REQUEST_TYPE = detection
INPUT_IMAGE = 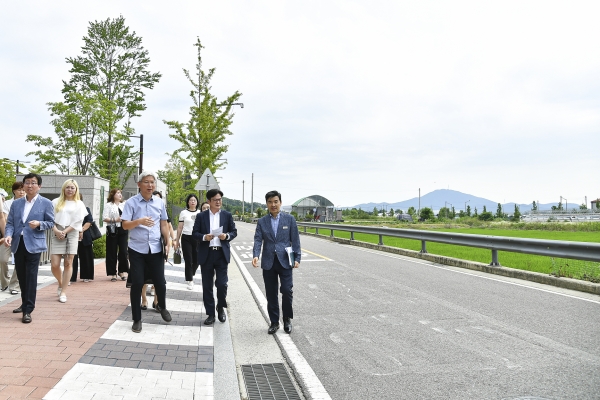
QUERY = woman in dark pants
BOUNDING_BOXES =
[71,196,95,282]
[173,194,201,290]
[103,189,129,282]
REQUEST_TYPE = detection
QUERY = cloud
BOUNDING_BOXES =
[1,0,598,207]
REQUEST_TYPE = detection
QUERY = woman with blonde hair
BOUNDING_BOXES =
[51,179,88,303]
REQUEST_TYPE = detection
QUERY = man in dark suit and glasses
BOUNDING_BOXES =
[192,189,237,325]
[252,190,301,334]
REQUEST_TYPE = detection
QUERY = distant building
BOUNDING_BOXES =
[292,195,335,221]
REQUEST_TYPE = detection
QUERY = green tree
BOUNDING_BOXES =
[157,155,190,211]
[474,207,478,217]
[451,206,456,219]
[513,204,521,221]
[26,92,113,176]
[532,201,537,211]
[407,206,416,217]
[0,159,22,194]
[372,207,378,216]
[419,207,435,221]
[483,205,487,213]
[438,207,450,219]
[466,205,471,217]
[256,208,265,218]
[579,203,587,210]
[496,203,503,219]
[389,208,394,217]
[478,211,494,221]
[63,15,161,182]
[164,38,242,196]
[557,201,563,211]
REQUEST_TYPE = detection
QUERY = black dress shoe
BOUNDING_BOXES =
[13,306,22,313]
[141,304,148,311]
[132,320,142,333]
[268,323,280,334]
[283,317,293,334]
[160,308,172,322]
[204,315,215,325]
[22,314,32,323]
[217,306,226,323]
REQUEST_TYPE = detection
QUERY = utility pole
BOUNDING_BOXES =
[251,173,254,216]
[418,188,420,213]
[242,180,245,215]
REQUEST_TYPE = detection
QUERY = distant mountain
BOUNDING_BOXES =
[349,189,556,213]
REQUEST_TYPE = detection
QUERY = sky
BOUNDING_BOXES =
[1,1,599,208]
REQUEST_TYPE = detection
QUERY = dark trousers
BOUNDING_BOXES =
[182,234,198,281]
[105,232,129,276]
[14,239,41,315]
[72,243,94,281]
[263,255,294,324]
[200,248,228,316]
[128,248,166,322]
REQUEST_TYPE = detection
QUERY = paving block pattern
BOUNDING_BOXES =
[0,259,216,399]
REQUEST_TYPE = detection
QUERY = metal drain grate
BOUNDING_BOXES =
[241,363,302,400]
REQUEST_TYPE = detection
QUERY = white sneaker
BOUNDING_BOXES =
[59,294,67,303]
[187,281,194,290]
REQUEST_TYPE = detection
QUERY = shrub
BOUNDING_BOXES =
[93,235,107,259]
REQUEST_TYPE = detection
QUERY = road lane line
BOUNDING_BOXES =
[301,248,332,261]
[231,248,332,400]
[305,236,600,305]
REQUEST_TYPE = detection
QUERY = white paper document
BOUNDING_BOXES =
[211,226,223,236]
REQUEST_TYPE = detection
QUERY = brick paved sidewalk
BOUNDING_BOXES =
[0,261,131,399]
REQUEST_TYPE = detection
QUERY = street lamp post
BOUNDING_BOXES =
[126,134,144,175]
[2,158,30,175]
[560,196,567,212]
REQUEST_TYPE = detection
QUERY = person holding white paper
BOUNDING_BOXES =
[192,189,237,325]
[252,190,301,334]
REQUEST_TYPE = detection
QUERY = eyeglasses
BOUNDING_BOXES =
[211,197,222,202]
[24,181,38,186]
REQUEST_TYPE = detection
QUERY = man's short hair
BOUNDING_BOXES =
[12,181,24,193]
[138,171,157,182]
[265,190,281,202]
[206,189,223,200]
[22,173,42,186]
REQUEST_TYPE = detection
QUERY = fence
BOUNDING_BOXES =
[296,222,600,265]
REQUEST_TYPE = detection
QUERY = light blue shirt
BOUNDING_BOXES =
[270,212,280,238]
[121,193,168,254]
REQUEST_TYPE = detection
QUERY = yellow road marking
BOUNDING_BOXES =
[302,248,331,261]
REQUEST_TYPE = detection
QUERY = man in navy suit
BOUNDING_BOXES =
[252,190,301,334]
[192,189,237,325]
[4,173,54,323]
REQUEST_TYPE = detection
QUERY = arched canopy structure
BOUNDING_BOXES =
[291,195,335,221]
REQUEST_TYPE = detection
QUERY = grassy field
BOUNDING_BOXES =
[303,225,600,283]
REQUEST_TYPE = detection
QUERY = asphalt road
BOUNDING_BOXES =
[231,222,600,400]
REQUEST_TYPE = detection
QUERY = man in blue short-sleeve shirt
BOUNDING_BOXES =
[121,171,172,333]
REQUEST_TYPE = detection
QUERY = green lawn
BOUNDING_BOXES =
[303,227,600,283]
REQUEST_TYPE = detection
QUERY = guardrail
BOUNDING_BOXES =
[296,222,600,265]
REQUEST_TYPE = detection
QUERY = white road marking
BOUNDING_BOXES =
[231,248,332,400]
[325,240,600,305]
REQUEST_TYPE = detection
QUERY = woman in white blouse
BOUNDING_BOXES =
[103,189,129,282]
[173,194,201,290]
[51,179,88,303]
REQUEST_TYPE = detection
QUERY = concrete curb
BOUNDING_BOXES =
[300,232,600,296]
[231,250,331,400]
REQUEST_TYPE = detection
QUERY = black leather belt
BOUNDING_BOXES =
[210,246,222,251]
